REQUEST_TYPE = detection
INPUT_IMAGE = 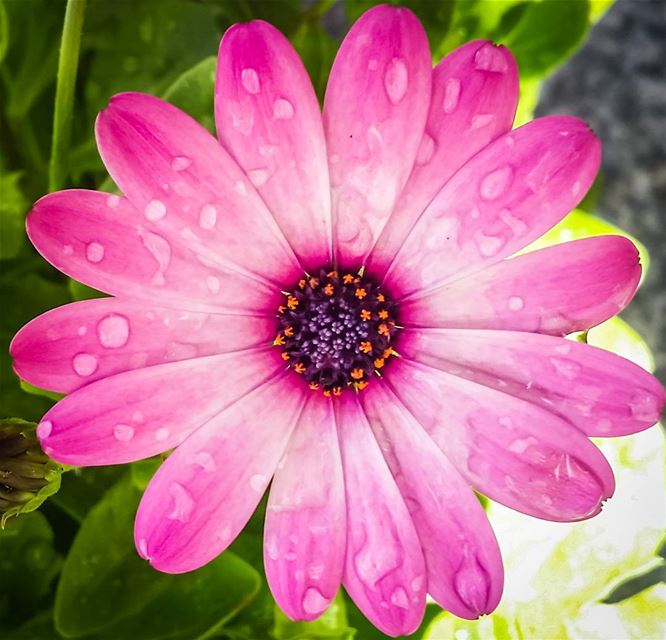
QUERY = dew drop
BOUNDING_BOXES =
[171,156,192,171]
[308,563,325,580]
[107,194,120,208]
[167,482,195,522]
[37,420,52,439]
[73,353,98,376]
[384,57,408,105]
[249,474,266,492]
[86,242,105,263]
[97,314,130,348]
[498,208,527,236]
[155,428,170,441]
[411,575,425,592]
[475,232,504,257]
[138,229,171,286]
[414,132,436,165]
[241,68,260,94]
[470,114,495,130]
[248,169,269,187]
[302,587,329,615]
[454,555,489,615]
[113,424,135,441]
[474,43,509,73]
[189,451,216,472]
[629,390,661,422]
[390,587,409,609]
[549,357,581,380]
[479,165,513,200]
[77,326,87,336]
[206,275,220,294]
[235,180,248,196]
[144,199,167,221]
[555,343,572,355]
[231,106,254,135]
[273,98,294,120]
[198,204,217,230]
[508,296,524,311]
[443,77,461,114]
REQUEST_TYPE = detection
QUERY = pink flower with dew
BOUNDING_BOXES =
[11,5,665,636]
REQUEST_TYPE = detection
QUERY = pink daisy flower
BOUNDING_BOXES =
[10,5,664,636]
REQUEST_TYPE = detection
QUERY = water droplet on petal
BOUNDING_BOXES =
[113,424,135,441]
[86,242,105,263]
[629,390,662,422]
[155,428,170,441]
[390,586,409,609]
[235,180,248,196]
[37,420,52,439]
[273,98,294,120]
[498,208,527,236]
[470,113,495,130]
[189,451,216,472]
[248,169,268,187]
[415,133,436,165]
[107,194,120,208]
[138,229,171,286]
[302,587,329,615]
[508,296,524,311]
[411,575,425,592]
[307,563,325,580]
[171,156,192,171]
[241,68,260,94]
[474,43,509,73]
[144,199,167,221]
[249,474,266,492]
[167,482,195,522]
[384,57,408,105]
[206,275,220,294]
[555,343,571,355]
[454,555,489,615]
[475,232,505,257]
[73,353,98,376]
[479,165,513,200]
[230,104,254,135]
[97,314,130,348]
[443,77,461,113]
[198,204,217,230]
[549,357,581,380]
[77,325,87,336]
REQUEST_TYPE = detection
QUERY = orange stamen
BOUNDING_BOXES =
[351,368,364,380]
[360,341,372,354]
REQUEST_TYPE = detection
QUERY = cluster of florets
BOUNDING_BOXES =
[275,268,399,395]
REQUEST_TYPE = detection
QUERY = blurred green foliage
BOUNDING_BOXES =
[1,0,663,639]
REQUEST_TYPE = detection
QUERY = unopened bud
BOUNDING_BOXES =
[0,419,64,526]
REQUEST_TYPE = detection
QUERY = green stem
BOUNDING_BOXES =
[48,0,87,192]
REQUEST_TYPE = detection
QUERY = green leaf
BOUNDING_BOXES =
[67,277,104,301]
[3,610,58,640]
[272,592,353,640]
[502,0,590,77]
[0,512,62,629]
[0,171,28,259]
[0,0,8,65]
[291,20,337,102]
[163,56,217,133]
[55,474,261,639]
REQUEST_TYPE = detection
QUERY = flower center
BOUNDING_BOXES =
[275,268,399,396]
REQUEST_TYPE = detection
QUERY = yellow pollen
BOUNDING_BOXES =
[298,279,307,289]
[377,293,385,302]
[323,389,332,397]
[356,380,369,390]
[281,352,290,361]
[383,347,393,359]
[378,309,389,319]
[287,296,299,310]
[309,382,319,390]
[284,326,294,337]
[378,323,389,336]
[327,270,338,278]
[332,387,342,396]
[351,368,364,380]
[360,309,372,321]
[294,362,306,374]
[360,341,372,354]
[374,358,385,369]
[273,334,285,346]
[343,274,355,284]
[278,305,286,314]
[309,277,319,288]
[324,283,334,296]
[355,288,367,299]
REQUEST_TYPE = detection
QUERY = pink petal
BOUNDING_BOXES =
[323,5,432,267]
[27,190,284,313]
[400,328,664,437]
[388,359,615,522]
[134,373,306,573]
[335,394,426,636]
[216,21,332,269]
[264,396,345,621]
[36,348,282,466]
[11,298,274,393]
[95,92,300,283]
[368,40,518,274]
[384,116,601,297]
[401,236,641,335]
[361,383,503,619]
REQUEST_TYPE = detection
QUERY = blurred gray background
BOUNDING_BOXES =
[537,0,666,384]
